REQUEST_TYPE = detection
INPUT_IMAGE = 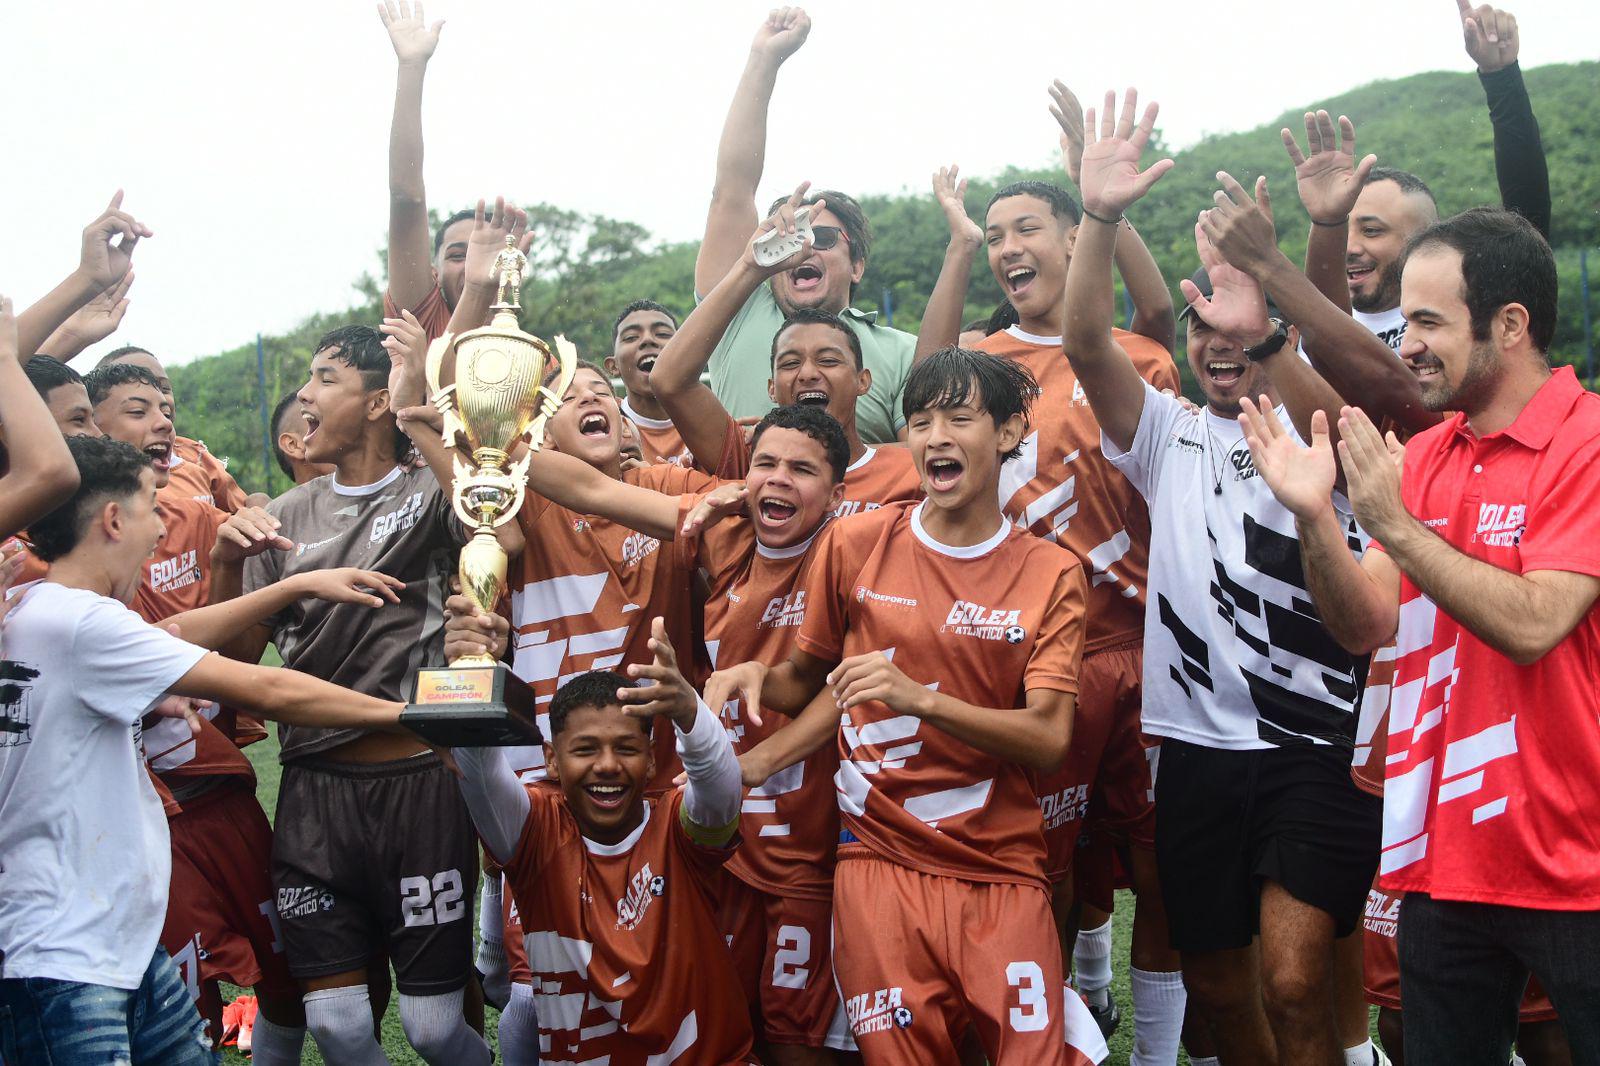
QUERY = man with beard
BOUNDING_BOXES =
[1241,206,1600,1066]
[695,7,912,445]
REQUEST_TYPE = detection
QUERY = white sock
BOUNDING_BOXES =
[398,989,491,1066]
[477,875,504,946]
[1129,966,1186,1066]
[1074,918,1114,1009]
[1346,1039,1379,1066]
[498,981,541,1066]
[247,1014,306,1066]
[304,985,389,1066]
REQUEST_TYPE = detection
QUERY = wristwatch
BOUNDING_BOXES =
[1243,318,1289,362]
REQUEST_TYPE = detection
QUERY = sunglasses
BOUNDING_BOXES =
[809,225,849,252]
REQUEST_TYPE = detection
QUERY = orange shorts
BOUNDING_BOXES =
[1040,643,1155,883]
[162,784,294,1003]
[1363,879,1556,1021]
[832,850,1078,1065]
[717,873,852,1050]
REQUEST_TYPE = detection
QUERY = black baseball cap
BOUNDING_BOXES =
[1178,266,1284,323]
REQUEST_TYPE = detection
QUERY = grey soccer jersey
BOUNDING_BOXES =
[245,466,465,761]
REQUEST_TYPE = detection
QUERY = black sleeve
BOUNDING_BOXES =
[1480,63,1551,239]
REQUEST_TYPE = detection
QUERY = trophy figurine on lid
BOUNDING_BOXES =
[400,236,577,746]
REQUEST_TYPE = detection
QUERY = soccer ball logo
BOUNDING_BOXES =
[1004,625,1025,645]
[649,875,666,897]
[893,1006,913,1029]
[318,892,336,911]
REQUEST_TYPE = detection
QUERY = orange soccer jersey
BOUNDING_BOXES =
[710,413,922,520]
[132,495,254,803]
[507,463,718,788]
[504,784,754,1066]
[674,498,837,900]
[796,501,1089,888]
[977,326,1177,653]
[622,401,693,467]
[384,281,453,343]
[166,438,249,512]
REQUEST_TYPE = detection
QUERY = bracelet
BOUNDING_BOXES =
[1310,215,1349,227]
[1081,205,1124,226]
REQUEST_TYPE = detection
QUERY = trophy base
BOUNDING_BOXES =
[401,662,542,747]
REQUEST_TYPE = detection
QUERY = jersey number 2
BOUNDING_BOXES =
[772,925,812,990]
[400,870,466,927]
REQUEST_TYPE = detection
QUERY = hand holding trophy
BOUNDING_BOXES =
[401,237,577,746]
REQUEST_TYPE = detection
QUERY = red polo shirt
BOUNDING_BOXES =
[1375,366,1600,909]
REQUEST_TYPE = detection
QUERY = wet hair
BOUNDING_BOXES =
[312,324,410,460]
[84,362,163,407]
[433,208,477,256]
[271,391,303,479]
[97,344,158,369]
[987,180,1082,225]
[902,346,1039,463]
[1402,207,1558,354]
[1367,167,1437,208]
[612,300,679,342]
[771,308,863,370]
[549,670,651,740]
[986,300,1020,335]
[960,318,991,337]
[29,436,152,562]
[750,404,851,483]
[25,357,83,400]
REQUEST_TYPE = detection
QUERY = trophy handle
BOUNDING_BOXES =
[549,335,579,409]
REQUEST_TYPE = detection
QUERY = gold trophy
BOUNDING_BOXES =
[401,237,577,746]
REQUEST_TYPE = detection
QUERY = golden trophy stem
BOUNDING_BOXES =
[452,524,507,668]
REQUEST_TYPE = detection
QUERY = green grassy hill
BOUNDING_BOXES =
[176,60,1599,500]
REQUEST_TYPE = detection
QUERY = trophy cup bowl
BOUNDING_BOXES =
[400,240,577,746]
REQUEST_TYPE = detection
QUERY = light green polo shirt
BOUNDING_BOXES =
[705,285,915,445]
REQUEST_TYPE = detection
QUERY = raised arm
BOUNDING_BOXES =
[615,619,741,838]
[694,7,812,296]
[1458,1,1550,237]
[25,193,151,361]
[1239,400,1400,654]
[380,0,447,313]
[1206,169,1434,436]
[1282,111,1375,315]
[36,274,134,362]
[912,165,982,363]
[0,298,78,540]
[1052,81,1175,353]
[1062,89,1174,453]
[659,186,818,468]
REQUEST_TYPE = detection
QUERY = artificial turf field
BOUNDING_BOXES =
[221,728,1165,1065]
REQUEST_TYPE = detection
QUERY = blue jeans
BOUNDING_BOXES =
[0,947,215,1065]
[1398,892,1600,1065]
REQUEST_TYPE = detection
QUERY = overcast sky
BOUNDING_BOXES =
[2,0,1594,366]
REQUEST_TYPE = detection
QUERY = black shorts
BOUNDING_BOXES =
[272,752,478,994]
[1154,738,1380,954]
